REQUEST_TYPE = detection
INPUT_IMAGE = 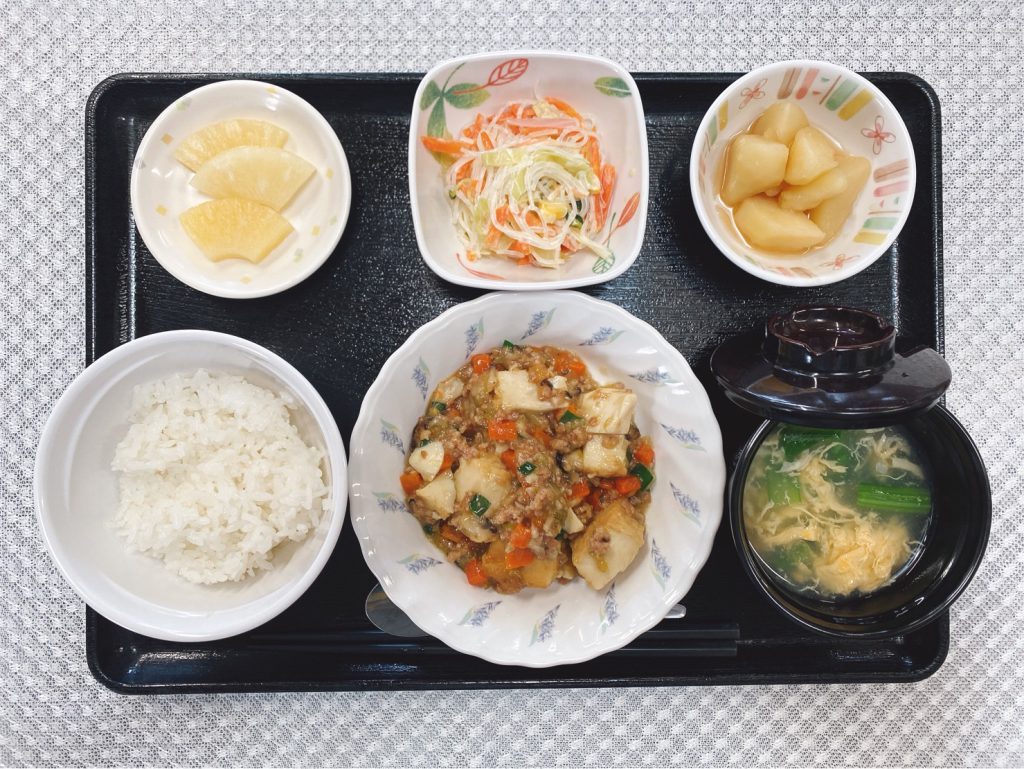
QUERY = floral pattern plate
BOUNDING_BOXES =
[408,51,649,291]
[689,60,916,287]
[348,291,725,667]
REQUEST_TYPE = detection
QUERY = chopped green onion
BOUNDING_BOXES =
[418,438,430,447]
[502,339,516,350]
[559,410,582,424]
[630,463,655,491]
[766,471,802,505]
[431,401,446,413]
[518,461,536,475]
[422,523,434,534]
[556,530,566,541]
[448,188,457,200]
[770,540,815,576]
[856,484,931,513]
[469,494,490,516]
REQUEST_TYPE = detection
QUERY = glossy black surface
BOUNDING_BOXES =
[85,72,947,692]
[729,406,990,638]
[711,306,952,427]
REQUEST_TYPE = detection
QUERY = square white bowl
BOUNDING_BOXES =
[409,51,649,291]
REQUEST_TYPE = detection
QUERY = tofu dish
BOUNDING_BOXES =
[399,343,655,593]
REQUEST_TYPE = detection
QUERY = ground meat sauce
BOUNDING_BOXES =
[399,343,656,593]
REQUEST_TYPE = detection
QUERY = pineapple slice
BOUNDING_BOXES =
[179,199,293,263]
[190,147,316,212]
[734,195,826,252]
[173,119,289,172]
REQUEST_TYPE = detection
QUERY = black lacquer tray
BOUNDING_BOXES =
[84,72,946,693]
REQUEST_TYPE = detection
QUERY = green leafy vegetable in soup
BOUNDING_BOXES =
[742,425,932,599]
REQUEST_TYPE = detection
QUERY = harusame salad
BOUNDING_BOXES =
[421,97,617,269]
[399,343,655,594]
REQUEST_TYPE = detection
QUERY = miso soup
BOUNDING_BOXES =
[742,424,933,600]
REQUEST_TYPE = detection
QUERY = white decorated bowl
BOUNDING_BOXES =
[690,60,916,287]
[34,330,347,642]
[348,291,725,666]
[131,79,352,298]
[409,51,649,291]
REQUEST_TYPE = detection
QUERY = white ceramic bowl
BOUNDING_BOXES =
[34,330,347,642]
[348,291,725,666]
[409,51,649,291]
[131,79,352,298]
[690,60,916,287]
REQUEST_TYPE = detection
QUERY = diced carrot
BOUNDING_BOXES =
[400,470,423,495]
[500,448,518,472]
[597,478,616,491]
[545,96,582,121]
[421,135,467,155]
[531,426,552,448]
[554,351,586,377]
[505,547,535,569]
[439,452,454,473]
[596,164,617,229]
[633,443,655,466]
[471,353,492,373]
[510,522,532,549]
[488,419,518,442]
[465,559,488,587]
[587,490,603,509]
[441,524,466,544]
[614,476,643,496]
[570,481,591,501]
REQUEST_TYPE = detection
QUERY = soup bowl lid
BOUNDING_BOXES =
[710,306,951,428]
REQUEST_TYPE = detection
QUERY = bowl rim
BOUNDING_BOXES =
[727,406,991,639]
[348,289,726,666]
[688,59,917,288]
[407,50,650,291]
[34,329,348,642]
[129,78,353,300]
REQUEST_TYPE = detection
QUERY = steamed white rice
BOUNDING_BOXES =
[111,370,329,584]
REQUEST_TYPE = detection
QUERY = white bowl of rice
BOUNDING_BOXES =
[35,330,346,642]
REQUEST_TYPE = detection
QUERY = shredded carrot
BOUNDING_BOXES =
[510,240,532,255]
[480,132,494,150]
[421,135,467,155]
[524,210,542,227]
[546,96,582,121]
[495,205,511,225]
[596,164,617,229]
[583,137,601,172]
[505,548,535,569]
[515,254,532,266]
[455,161,472,183]
[485,225,502,249]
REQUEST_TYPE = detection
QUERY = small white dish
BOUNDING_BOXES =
[690,60,916,287]
[348,291,725,667]
[34,330,347,642]
[131,80,352,299]
[409,51,649,291]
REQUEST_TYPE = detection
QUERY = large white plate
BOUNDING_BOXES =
[348,291,725,666]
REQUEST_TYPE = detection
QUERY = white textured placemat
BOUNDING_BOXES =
[1,1,1022,766]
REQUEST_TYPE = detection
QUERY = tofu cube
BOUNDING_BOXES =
[414,471,455,518]
[454,454,512,510]
[571,499,646,590]
[496,370,563,411]
[582,435,629,477]
[408,440,445,482]
[577,387,638,435]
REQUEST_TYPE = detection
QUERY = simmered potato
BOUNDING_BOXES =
[785,126,839,185]
[482,539,523,593]
[810,155,871,239]
[734,195,826,252]
[778,166,849,211]
[721,134,789,206]
[571,499,646,590]
[753,102,809,146]
[520,556,559,589]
